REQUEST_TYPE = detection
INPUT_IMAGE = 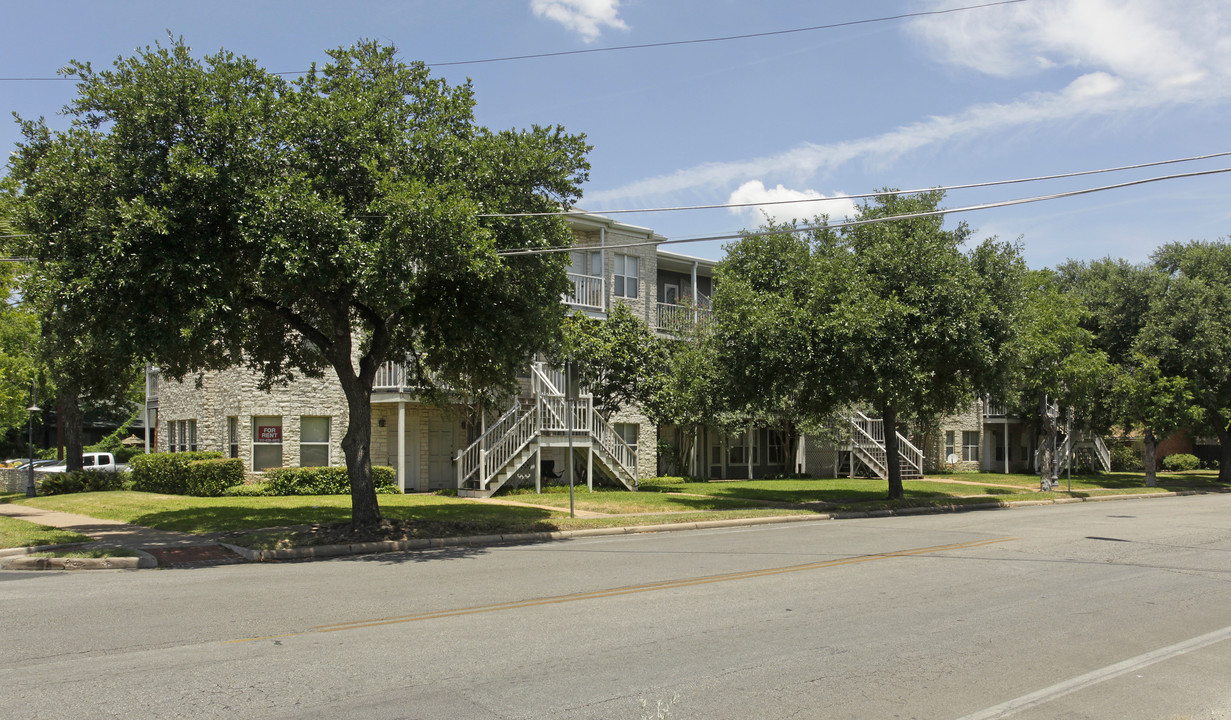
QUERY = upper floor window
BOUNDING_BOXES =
[614,254,638,298]
[570,250,601,277]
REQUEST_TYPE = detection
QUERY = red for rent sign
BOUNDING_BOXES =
[257,426,282,442]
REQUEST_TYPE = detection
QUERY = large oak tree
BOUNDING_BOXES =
[10,39,589,524]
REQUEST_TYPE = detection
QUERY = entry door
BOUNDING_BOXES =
[427,415,457,490]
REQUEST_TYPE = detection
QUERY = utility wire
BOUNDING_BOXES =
[428,0,1027,67]
[481,151,1231,218]
[0,1,1027,81]
[497,166,1231,256]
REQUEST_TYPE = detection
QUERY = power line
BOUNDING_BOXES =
[481,151,1231,218]
[428,0,1028,67]
[0,1,1027,81]
[497,166,1231,257]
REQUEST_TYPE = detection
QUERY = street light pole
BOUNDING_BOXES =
[27,381,41,498]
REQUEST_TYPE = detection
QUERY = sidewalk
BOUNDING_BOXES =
[0,503,242,569]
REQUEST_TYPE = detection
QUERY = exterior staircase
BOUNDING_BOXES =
[849,412,925,480]
[455,363,639,498]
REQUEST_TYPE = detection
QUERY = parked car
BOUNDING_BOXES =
[39,452,121,474]
[12,459,59,471]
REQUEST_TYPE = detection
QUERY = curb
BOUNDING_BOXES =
[5,488,1224,569]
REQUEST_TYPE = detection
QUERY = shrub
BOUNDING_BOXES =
[1108,443,1142,472]
[38,470,129,496]
[186,458,245,496]
[262,466,399,496]
[130,451,237,496]
[1161,453,1201,472]
[222,482,274,497]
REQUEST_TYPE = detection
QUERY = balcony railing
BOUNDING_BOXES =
[564,273,604,311]
[983,398,1010,417]
[655,302,713,331]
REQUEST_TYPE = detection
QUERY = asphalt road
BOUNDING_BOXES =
[3,493,1230,719]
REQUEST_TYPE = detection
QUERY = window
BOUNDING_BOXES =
[300,416,331,467]
[227,417,240,459]
[945,431,956,459]
[614,254,639,298]
[962,431,980,462]
[767,430,785,465]
[167,420,196,453]
[253,416,283,471]
[727,430,757,466]
[614,423,639,452]
[569,250,601,277]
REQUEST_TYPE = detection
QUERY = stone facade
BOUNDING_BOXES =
[923,400,984,473]
[156,366,350,477]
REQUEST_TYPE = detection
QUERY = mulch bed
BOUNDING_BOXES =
[142,544,247,569]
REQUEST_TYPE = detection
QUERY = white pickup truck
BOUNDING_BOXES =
[39,452,122,474]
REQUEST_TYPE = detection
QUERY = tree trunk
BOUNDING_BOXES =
[883,404,903,500]
[337,373,381,527]
[1143,428,1157,487]
[60,392,84,472]
[1217,424,1231,485]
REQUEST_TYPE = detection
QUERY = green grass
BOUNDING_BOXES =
[503,485,777,513]
[28,547,137,558]
[4,468,1226,551]
[14,491,567,535]
[0,514,93,549]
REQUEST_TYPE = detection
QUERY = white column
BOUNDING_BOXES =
[397,401,407,492]
[691,261,699,322]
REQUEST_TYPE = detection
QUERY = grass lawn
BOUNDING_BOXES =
[2,469,1224,551]
[0,514,93,549]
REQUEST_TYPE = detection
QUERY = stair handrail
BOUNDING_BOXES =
[897,433,925,475]
[531,362,563,397]
[1093,434,1111,472]
[480,404,539,490]
[849,416,888,479]
[456,400,524,489]
[589,408,638,485]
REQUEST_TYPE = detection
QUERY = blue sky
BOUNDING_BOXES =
[3,0,1229,268]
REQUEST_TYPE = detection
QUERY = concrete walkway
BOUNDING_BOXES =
[0,503,210,548]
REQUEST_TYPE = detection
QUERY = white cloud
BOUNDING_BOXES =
[587,0,1231,206]
[531,0,628,43]
[910,0,1225,88]
[727,181,857,225]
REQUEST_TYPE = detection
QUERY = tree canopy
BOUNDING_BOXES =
[9,38,590,523]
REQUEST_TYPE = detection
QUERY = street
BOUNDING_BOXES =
[3,494,1231,719]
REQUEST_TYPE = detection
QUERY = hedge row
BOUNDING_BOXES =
[261,465,399,496]
[38,470,130,496]
[130,452,244,497]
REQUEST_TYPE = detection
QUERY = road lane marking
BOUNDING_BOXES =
[226,536,1013,643]
[956,623,1231,720]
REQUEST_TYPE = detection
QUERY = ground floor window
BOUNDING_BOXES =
[227,416,239,459]
[300,416,331,467]
[167,420,197,453]
[767,429,785,465]
[253,415,283,471]
[614,422,639,450]
[945,431,956,460]
[962,430,980,462]
[727,429,757,466]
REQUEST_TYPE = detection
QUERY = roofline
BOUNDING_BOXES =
[562,209,666,241]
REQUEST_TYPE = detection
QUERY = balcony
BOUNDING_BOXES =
[655,296,712,332]
[564,273,604,311]
[983,398,1010,417]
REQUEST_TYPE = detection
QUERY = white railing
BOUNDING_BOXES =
[374,361,409,392]
[531,362,565,396]
[455,401,540,490]
[849,412,923,479]
[565,273,604,310]
[850,414,888,479]
[590,410,638,483]
[1093,434,1110,472]
[655,302,692,330]
[984,397,1010,417]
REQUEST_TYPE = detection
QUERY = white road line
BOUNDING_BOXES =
[957,624,1231,720]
